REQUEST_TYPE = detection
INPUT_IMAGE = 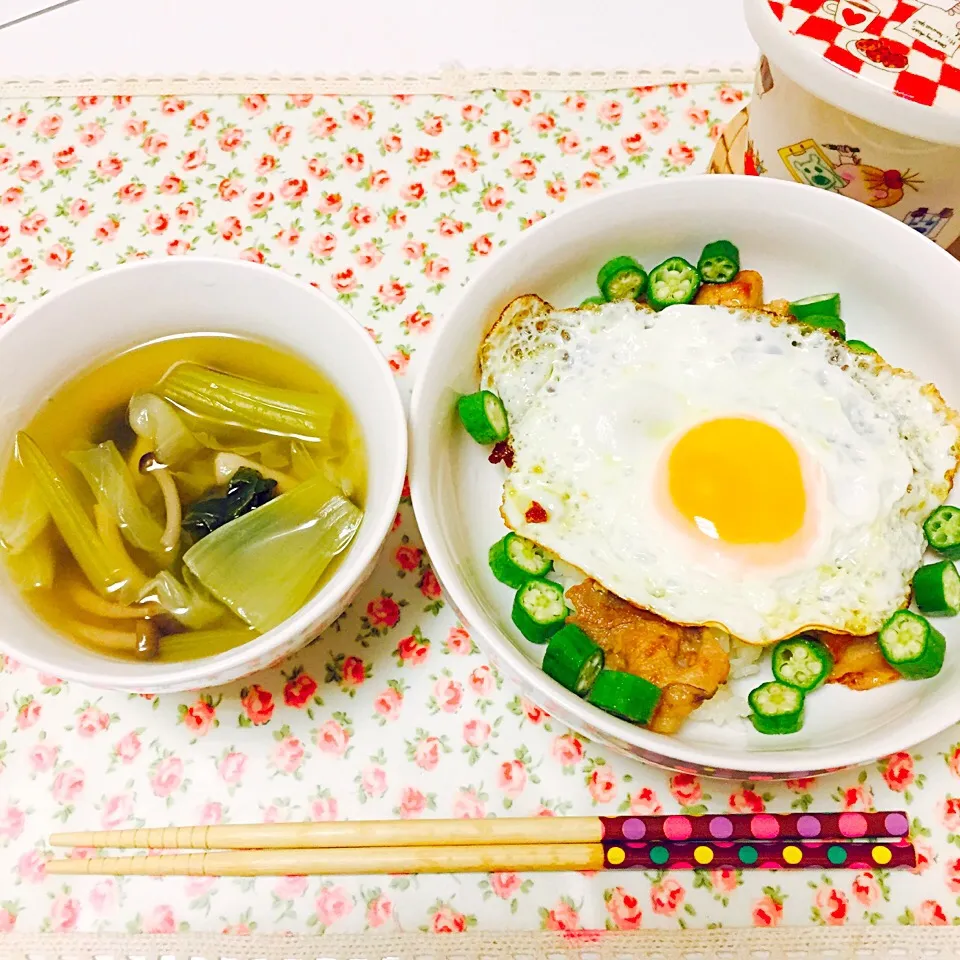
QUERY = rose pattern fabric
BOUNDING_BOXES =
[0,84,954,936]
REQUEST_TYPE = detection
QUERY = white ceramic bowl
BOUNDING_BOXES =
[411,174,960,779]
[0,258,406,693]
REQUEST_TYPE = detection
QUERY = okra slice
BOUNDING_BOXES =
[646,256,701,310]
[596,256,648,302]
[924,505,960,560]
[457,390,509,445]
[788,292,841,320]
[511,577,568,644]
[697,240,740,284]
[488,533,554,589]
[542,624,604,696]
[587,669,661,725]
[748,680,805,735]
[913,560,960,617]
[878,609,946,680]
[771,636,833,692]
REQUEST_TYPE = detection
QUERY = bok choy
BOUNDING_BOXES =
[68,441,168,559]
[183,473,362,632]
[15,432,137,599]
[138,568,226,629]
[128,393,202,467]
[158,362,337,444]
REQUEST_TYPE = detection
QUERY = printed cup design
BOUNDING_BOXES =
[823,0,881,32]
[744,58,960,248]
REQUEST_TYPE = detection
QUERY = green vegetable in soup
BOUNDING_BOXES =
[289,440,354,497]
[128,392,203,468]
[138,568,226,629]
[212,453,295,492]
[0,479,49,554]
[68,441,168,559]
[158,362,338,444]
[156,626,258,662]
[184,473,362,632]
[290,440,321,481]
[172,457,218,500]
[15,432,136,599]
[182,467,278,542]
[5,529,55,590]
[92,504,147,596]
[194,432,292,469]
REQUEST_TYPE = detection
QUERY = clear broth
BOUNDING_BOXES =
[1,333,366,662]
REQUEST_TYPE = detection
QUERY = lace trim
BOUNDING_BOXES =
[0,63,756,97]
[5,928,960,960]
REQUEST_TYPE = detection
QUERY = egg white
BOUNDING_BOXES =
[480,299,960,645]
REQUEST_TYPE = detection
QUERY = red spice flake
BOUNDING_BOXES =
[488,439,514,468]
[525,501,548,523]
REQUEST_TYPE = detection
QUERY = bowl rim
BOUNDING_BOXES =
[410,173,960,775]
[0,256,408,691]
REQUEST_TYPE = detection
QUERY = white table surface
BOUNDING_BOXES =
[0,0,757,79]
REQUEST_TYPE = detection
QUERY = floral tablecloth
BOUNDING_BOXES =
[1,81,958,939]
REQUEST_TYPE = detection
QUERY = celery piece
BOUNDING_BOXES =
[92,504,147,598]
[128,393,202,468]
[184,473,362,632]
[15,432,131,598]
[4,530,55,590]
[68,441,167,558]
[138,568,226,629]
[157,627,258,662]
[0,480,49,553]
[158,362,337,444]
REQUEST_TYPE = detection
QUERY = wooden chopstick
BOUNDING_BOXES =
[44,838,917,877]
[48,811,910,851]
[49,817,603,851]
[47,843,604,876]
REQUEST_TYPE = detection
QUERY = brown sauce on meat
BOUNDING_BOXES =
[819,632,901,691]
[566,581,730,733]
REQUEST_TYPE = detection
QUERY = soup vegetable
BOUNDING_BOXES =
[0,334,366,663]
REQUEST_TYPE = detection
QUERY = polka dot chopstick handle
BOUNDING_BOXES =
[601,838,916,871]
[600,811,910,843]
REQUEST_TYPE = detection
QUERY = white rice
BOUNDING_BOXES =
[694,631,762,726]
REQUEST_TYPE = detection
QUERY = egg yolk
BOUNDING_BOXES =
[667,417,806,545]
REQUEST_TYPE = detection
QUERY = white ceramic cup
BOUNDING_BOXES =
[0,258,406,693]
[747,58,960,248]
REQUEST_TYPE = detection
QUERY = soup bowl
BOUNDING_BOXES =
[0,257,406,693]
[410,174,960,778]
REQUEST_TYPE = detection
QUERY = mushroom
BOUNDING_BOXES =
[67,580,163,620]
[139,452,182,552]
[71,616,162,660]
[135,620,161,660]
[71,622,159,659]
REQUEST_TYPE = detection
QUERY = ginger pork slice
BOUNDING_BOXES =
[566,580,730,734]
[693,269,764,308]
[818,632,901,691]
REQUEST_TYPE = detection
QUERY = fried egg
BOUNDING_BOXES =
[480,297,960,645]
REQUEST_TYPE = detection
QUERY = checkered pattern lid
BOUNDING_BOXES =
[746,0,960,145]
